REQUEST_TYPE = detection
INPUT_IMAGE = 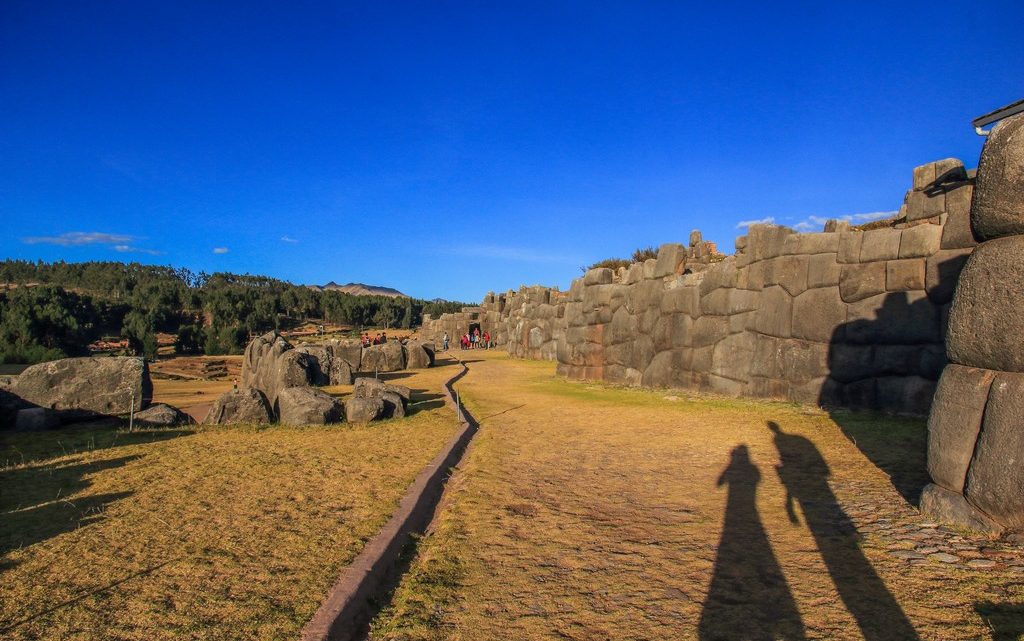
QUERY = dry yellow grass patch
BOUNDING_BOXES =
[0,356,464,640]
[372,351,1023,641]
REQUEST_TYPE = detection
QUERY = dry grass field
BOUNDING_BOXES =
[371,350,1024,641]
[0,356,463,641]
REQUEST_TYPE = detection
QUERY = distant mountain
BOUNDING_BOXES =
[306,281,408,298]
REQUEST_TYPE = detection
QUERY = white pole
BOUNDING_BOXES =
[129,390,135,432]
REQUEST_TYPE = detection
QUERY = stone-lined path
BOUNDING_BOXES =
[371,351,1024,641]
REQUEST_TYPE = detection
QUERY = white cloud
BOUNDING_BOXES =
[735,217,775,229]
[22,231,163,255]
[23,231,135,246]
[113,244,164,256]
[788,210,898,232]
[281,235,299,243]
[212,247,230,254]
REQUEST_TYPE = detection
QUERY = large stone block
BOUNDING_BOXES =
[920,483,1002,535]
[360,341,406,372]
[748,225,794,261]
[940,184,977,250]
[826,344,874,383]
[584,267,614,286]
[345,397,385,423]
[807,253,841,288]
[839,262,886,302]
[791,287,845,343]
[905,190,946,222]
[753,286,792,338]
[711,332,755,382]
[205,388,273,424]
[763,255,809,297]
[898,223,942,258]
[971,114,1024,241]
[13,356,152,419]
[782,232,840,256]
[837,232,863,264]
[875,375,935,415]
[926,365,995,493]
[276,387,344,425]
[924,248,971,305]
[845,291,940,345]
[654,243,686,278]
[750,334,784,379]
[885,259,925,291]
[859,229,902,262]
[946,236,1024,371]
[133,403,195,427]
[965,371,1024,528]
[780,339,829,384]
[690,316,730,348]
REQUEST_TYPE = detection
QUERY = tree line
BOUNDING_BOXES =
[0,259,467,363]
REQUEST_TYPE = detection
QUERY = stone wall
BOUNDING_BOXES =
[920,114,1024,534]
[423,157,977,415]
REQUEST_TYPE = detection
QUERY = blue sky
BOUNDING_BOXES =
[2,1,1022,302]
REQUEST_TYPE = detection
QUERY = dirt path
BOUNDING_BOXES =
[371,351,1024,641]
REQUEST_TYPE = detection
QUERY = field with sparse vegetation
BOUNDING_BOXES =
[0,356,462,640]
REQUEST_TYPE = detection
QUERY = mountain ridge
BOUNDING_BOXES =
[305,281,408,298]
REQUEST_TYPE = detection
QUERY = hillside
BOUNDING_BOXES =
[308,282,408,298]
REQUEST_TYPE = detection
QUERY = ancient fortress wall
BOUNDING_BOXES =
[423,157,977,415]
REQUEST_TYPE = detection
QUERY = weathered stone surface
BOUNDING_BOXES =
[875,376,935,415]
[345,396,385,423]
[947,236,1024,371]
[837,232,863,264]
[404,340,434,369]
[927,365,995,493]
[276,387,343,425]
[13,357,151,419]
[748,225,794,261]
[860,229,902,262]
[205,388,273,424]
[763,255,809,297]
[971,115,1024,241]
[133,403,196,427]
[826,344,873,383]
[941,184,977,249]
[584,267,613,286]
[905,190,945,222]
[965,372,1024,528]
[840,262,886,302]
[899,223,942,258]
[924,248,971,304]
[654,244,686,278]
[920,483,1002,535]
[380,391,406,418]
[354,377,411,404]
[360,341,406,372]
[792,287,845,343]
[15,407,60,431]
[807,253,842,288]
[885,259,925,291]
[845,291,940,345]
[753,286,792,338]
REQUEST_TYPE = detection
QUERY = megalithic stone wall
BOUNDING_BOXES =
[422,157,977,415]
[920,114,1024,535]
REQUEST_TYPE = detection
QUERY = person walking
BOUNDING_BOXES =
[483,330,491,350]
[443,332,450,351]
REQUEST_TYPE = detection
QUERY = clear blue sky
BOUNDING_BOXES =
[2,1,1022,302]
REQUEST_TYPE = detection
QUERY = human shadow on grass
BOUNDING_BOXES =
[827,411,928,505]
[769,421,920,641]
[698,444,807,640]
[974,601,1024,641]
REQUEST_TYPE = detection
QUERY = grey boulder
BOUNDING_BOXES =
[345,396,385,423]
[275,387,344,425]
[13,357,151,420]
[204,388,273,424]
[133,403,196,427]
[971,114,1024,241]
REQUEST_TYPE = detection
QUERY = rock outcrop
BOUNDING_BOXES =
[133,403,196,427]
[360,341,405,372]
[922,114,1024,533]
[353,377,411,418]
[276,387,345,425]
[12,357,152,420]
[204,388,273,424]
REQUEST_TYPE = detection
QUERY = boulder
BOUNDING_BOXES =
[404,340,434,369]
[381,391,407,418]
[971,114,1024,241]
[926,365,994,493]
[15,407,60,431]
[964,372,1024,528]
[353,377,411,404]
[13,357,151,420]
[240,332,318,404]
[360,341,405,372]
[276,387,344,425]
[345,396,385,423]
[204,388,273,424]
[920,483,1002,536]
[946,236,1024,371]
[133,403,196,427]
